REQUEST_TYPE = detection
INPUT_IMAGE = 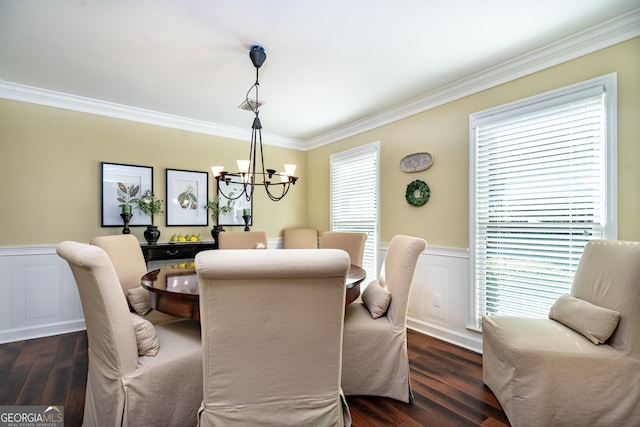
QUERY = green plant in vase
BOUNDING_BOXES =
[136,190,164,244]
[205,193,235,243]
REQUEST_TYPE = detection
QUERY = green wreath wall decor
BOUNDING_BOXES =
[405,179,430,207]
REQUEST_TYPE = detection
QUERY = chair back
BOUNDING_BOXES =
[217,231,268,249]
[570,240,640,355]
[56,241,138,424]
[320,231,367,267]
[283,228,318,249]
[195,248,350,426]
[90,234,148,296]
[380,235,426,327]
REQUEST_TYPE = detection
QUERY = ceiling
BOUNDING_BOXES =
[1,1,639,145]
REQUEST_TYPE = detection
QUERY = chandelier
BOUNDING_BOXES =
[211,45,298,202]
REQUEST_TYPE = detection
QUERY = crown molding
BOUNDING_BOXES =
[1,9,637,152]
[306,8,640,150]
[0,80,307,151]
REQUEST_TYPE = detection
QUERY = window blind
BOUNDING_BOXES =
[470,76,616,329]
[330,142,379,281]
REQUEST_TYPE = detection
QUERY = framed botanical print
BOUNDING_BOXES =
[101,162,153,227]
[216,181,253,227]
[166,168,208,226]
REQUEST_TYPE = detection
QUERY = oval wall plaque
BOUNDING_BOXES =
[400,152,433,172]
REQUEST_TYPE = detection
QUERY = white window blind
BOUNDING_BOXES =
[330,142,379,281]
[470,75,617,329]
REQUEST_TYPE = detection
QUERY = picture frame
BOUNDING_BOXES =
[166,168,209,226]
[216,181,253,226]
[101,162,153,227]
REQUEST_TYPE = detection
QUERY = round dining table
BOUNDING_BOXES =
[141,263,366,320]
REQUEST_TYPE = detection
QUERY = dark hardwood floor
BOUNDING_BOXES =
[0,329,509,426]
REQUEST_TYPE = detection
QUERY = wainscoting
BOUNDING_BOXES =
[0,241,483,353]
[0,245,85,344]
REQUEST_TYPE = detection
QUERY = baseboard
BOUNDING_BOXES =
[0,319,86,344]
[407,317,483,354]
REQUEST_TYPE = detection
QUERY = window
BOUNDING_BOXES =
[470,74,617,329]
[330,142,379,281]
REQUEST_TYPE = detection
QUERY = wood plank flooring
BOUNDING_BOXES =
[0,329,509,426]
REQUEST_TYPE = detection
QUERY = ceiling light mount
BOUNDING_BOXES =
[249,45,266,69]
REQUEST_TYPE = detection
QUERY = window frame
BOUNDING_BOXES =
[330,141,380,282]
[468,73,618,330]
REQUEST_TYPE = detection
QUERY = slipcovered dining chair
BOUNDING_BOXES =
[482,240,640,427]
[195,248,352,426]
[217,230,268,249]
[57,241,202,427]
[90,234,178,324]
[282,228,318,249]
[341,234,426,403]
[319,231,367,267]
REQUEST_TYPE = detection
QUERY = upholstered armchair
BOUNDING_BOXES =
[217,230,268,249]
[319,231,367,267]
[195,248,352,426]
[341,234,427,402]
[282,228,318,248]
[57,241,202,427]
[482,240,640,427]
[90,234,178,324]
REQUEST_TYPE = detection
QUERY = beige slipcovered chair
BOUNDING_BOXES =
[282,228,318,249]
[319,231,367,267]
[56,241,202,427]
[90,234,178,324]
[482,240,640,427]
[217,230,268,249]
[341,234,426,402]
[195,248,352,426]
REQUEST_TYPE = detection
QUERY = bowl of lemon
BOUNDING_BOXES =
[168,233,203,243]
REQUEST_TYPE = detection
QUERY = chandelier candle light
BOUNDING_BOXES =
[212,45,298,202]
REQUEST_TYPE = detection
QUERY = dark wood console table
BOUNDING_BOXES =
[140,241,217,263]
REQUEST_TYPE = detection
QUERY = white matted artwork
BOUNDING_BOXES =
[101,162,153,227]
[217,181,253,226]
[166,169,209,226]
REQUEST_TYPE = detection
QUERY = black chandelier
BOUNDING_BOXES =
[212,45,298,202]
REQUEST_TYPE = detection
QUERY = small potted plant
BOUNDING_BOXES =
[136,189,164,244]
[205,194,234,244]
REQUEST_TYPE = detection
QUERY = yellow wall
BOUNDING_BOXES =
[307,38,640,247]
[1,38,638,247]
[0,101,307,245]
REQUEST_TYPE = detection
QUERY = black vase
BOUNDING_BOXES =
[144,225,160,245]
[211,225,225,245]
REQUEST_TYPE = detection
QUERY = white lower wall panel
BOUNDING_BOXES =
[1,242,483,353]
[0,245,85,343]
[379,243,483,353]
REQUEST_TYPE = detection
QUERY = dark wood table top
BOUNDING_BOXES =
[141,263,366,320]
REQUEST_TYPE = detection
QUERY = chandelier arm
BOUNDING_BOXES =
[215,179,248,201]
[264,180,291,201]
